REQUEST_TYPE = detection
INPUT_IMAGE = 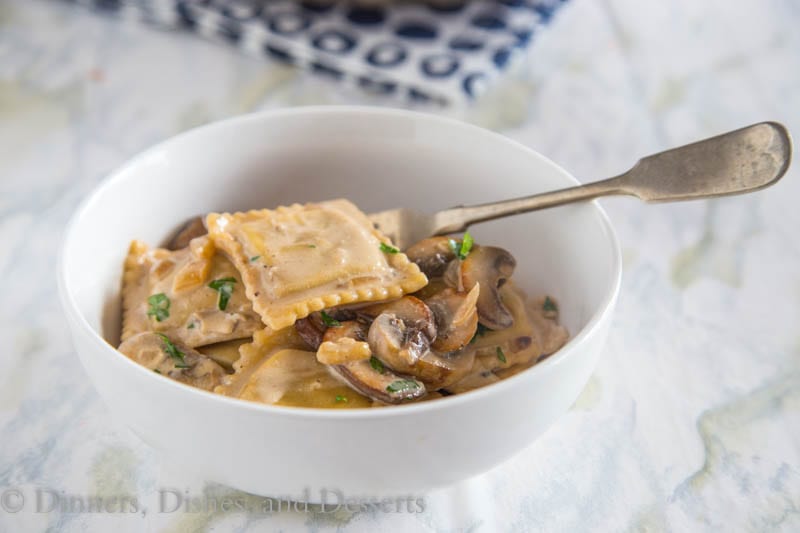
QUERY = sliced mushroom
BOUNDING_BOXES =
[367,312,474,389]
[412,350,476,389]
[404,237,457,277]
[446,245,516,330]
[330,361,426,404]
[425,284,480,353]
[295,314,326,350]
[118,332,226,391]
[294,308,361,350]
[360,296,436,340]
[367,313,432,375]
[322,320,368,343]
[166,217,207,250]
[318,320,426,404]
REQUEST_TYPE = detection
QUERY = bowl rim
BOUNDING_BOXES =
[58,105,622,419]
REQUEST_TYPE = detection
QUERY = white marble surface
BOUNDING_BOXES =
[2,0,800,531]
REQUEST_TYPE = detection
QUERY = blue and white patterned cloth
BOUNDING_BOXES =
[66,0,569,105]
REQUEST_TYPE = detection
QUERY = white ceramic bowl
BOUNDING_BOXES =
[59,107,621,498]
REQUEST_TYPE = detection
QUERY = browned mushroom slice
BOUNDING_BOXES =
[314,319,425,404]
[118,332,226,391]
[367,313,432,375]
[165,217,207,250]
[425,284,480,353]
[404,237,457,277]
[359,296,436,340]
[411,350,476,389]
[294,314,326,350]
[321,319,368,343]
[330,360,426,404]
[445,245,517,330]
[366,312,474,389]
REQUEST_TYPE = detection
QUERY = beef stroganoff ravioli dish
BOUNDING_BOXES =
[118,199,569,408]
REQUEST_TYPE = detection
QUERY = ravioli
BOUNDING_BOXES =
[214,326,308,398]
[215,327,372,408]
[121,236,262,347]
[238,349,374,408]
[206,199,428,330]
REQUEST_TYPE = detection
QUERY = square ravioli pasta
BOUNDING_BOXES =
[206,199,428,330]
[121,236,262,347]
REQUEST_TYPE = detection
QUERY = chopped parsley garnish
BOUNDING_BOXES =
[386,379,420,393]
[458,231,474,260]
[470,323,490,344]
[157,333,187,369]
[249,255,260,262]
[448,231,474,260]
[369,355,385,374]
[543,296,558,313]
[187,322,196,329]
[379,243,399,254]
[307,244,316,248]
[153,369,162,374]
[146,293,170,322]
[320,311,341,327]
[208,277,236,311]
[335,395,348,403]
[496,347,507,364]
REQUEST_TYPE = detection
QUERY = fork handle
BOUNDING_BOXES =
[431,177,630,235]
[432,121,791,235]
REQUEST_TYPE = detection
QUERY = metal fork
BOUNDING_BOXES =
[368,122,792,250]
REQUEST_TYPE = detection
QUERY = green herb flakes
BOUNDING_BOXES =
[379,242,400,254]
[320,311,341,327]
[386,379,420,393]
[335,395,348,403]
[208,277,236,311]
[458,231,474,260]
[448,231,474,260]
[369,356,385,374]
[470,323,490,344]
[156,333,187,369]
[496,347,507,364]
[542,296,558,318]
[146,293,170,322]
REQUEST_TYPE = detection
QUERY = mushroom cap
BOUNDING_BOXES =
[367,313,431,374]
[360,296,437,340]
[366,309,476,389]
[425,284,480,353]
[316,319,427,404]
[329,361,426,404]
[404,236,457,278]
[450,245,517,330]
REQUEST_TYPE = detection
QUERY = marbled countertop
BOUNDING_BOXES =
[2,1,799,531]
